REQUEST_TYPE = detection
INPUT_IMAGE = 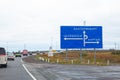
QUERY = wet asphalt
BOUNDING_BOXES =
[0,57,33,80]
[24,60,120,80]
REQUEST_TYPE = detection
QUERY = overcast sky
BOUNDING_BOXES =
[0,0,120,52]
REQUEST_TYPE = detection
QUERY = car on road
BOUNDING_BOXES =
[15,53,22,57]
[0,47,7,68]
[7,52,15,61]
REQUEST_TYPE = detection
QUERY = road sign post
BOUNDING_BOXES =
[66,49,68,60]
[80,49,82,62]
[94,48,96,64]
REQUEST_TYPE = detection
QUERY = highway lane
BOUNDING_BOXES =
[6,55,120,80]
[0,57,33,80]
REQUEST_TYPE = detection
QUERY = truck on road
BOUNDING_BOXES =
[0,47,7,68]
[22,49,28,56]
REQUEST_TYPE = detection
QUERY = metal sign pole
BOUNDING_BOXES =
[66,49,68,60]
[94,48,96,64]
[80,49,82,63]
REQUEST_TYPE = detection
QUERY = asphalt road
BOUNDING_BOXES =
[24,59,120,80]
[2,56,120,80]
[0,57,33,80]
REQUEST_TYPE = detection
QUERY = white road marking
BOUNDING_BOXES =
[22,59,37,80]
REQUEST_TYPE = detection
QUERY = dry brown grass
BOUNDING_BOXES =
[37,50,120,65]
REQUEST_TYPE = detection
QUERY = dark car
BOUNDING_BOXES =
[15,53,22,57]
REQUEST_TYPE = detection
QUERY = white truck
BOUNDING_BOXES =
[0,47,7,68]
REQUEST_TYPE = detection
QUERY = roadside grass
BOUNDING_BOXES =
[36,50,120,66]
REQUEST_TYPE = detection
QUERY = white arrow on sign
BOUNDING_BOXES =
[64,31,100,47]
[85,41,99,44]
[64,38,83,40]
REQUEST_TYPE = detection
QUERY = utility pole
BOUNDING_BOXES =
[80,20,86,63]
[115,43,117,55]
[6,42,8,53]
[83,20,86,26]
[115,43,116,50]
[24,44,26,50]
[51,37,53,50]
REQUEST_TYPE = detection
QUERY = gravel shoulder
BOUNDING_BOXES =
[22,55,41,64]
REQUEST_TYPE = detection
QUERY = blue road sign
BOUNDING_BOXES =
[60,26,103,49]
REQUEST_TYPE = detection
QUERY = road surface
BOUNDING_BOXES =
[23,56,120,80]
[0,57,33,80]
[1,56,120,80]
